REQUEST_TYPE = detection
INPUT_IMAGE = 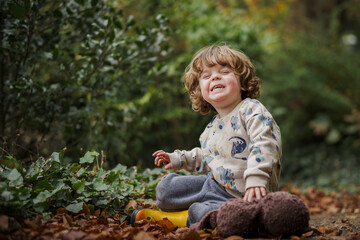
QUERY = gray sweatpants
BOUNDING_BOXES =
[155,172,235,225]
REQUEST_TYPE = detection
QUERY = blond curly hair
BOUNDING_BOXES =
[184,44,261,115]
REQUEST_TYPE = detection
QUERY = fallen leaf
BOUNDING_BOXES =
[94,209,101,217]
[181,229,201,240]
[63,230,87,240]
[224,236,244,240]
[24,219,39,229]
[82,203,91,217]
[125,199,138,210]
[56,208,67,214]
[0,215,9,231]
[96,216,108,225]
[133,231,156,240]
[63,215,70,228]
[157,218,175,233]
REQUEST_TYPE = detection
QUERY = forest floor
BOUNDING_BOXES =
[0,184,359,240]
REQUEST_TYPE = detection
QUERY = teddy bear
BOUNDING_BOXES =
[193,191,310,238]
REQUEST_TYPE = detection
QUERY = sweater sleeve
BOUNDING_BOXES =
[168,147,204,173]
[242,101,282,190]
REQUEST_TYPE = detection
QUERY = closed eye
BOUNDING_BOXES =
[221,68,230,74]
[201,74,210,79]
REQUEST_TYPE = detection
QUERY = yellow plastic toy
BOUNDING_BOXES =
[131,209,189,227]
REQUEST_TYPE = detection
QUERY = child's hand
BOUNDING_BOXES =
[153,150,172,170]
[243,187,266,202]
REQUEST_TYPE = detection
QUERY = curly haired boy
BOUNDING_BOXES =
[152,44,282,226]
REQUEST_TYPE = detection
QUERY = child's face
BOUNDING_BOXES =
[199,63,243,114]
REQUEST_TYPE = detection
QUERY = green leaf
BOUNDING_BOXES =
[8,2,26,19]
[87,204,95,214]
[112,163,127,174]
[94,199,107,207]
[92,178,108,191]
[70,163,81,172]
[79,151,99,164]
[1,190,14,201]
[33,190,51,204]
[76,168,86,177]
[8,168,21,181]
[50,152,60,164]
[0,156,23,172]
[33,202,49,213]
[66,202,83,213]
[59,148,66,163]
[73,181,86,193]
[25,165,41,181]
[17,188,31,200]
[126,15,135,28]
[35,180,53,191]
[50,148,66,164]
[8,169,23,186]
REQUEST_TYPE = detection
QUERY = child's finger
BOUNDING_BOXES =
[243,190,249,201]
[255,187,261,200]
[246,188,254,202]
[261,187,267,197]
[152,150,165,156]
[154,156,162,166]
[164,163,172,170]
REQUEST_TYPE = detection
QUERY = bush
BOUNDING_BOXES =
[0,149,164,219]
[0,0,170,165]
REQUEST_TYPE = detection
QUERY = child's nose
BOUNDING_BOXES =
[211,73,221,81]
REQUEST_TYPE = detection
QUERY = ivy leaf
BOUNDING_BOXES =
[94,199,108,207]
[33,190,51,204]
[50,152,60,164]
[92,178,108,191]
[1,190,14,201]
[8,168,22,181]
[77,168,86,177]
[0,156,23,172]
[79,151,99,164]
[73,181,86,193]
[66,202,83,213]
[8,169,23,186]
[112,163,127,174]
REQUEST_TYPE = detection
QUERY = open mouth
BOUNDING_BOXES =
[211,84,225,92]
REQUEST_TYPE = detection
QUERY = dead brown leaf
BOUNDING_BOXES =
[56,208,67,214]
[134,231,157,240]
[63,230,87,240]
[82,203,91,217]
[180,229,201,240]
[224,236,244,240]
[125,199,138,210]
[0,215,9,231]
[157,218,175,233]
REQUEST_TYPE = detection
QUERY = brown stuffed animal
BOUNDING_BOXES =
[194,192,310,238]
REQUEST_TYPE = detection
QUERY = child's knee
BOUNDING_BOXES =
[155,173,178,209]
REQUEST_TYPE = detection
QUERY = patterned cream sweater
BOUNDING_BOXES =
[168,98,282,198]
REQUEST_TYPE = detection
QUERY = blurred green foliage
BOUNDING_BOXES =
[1,0,359,188]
